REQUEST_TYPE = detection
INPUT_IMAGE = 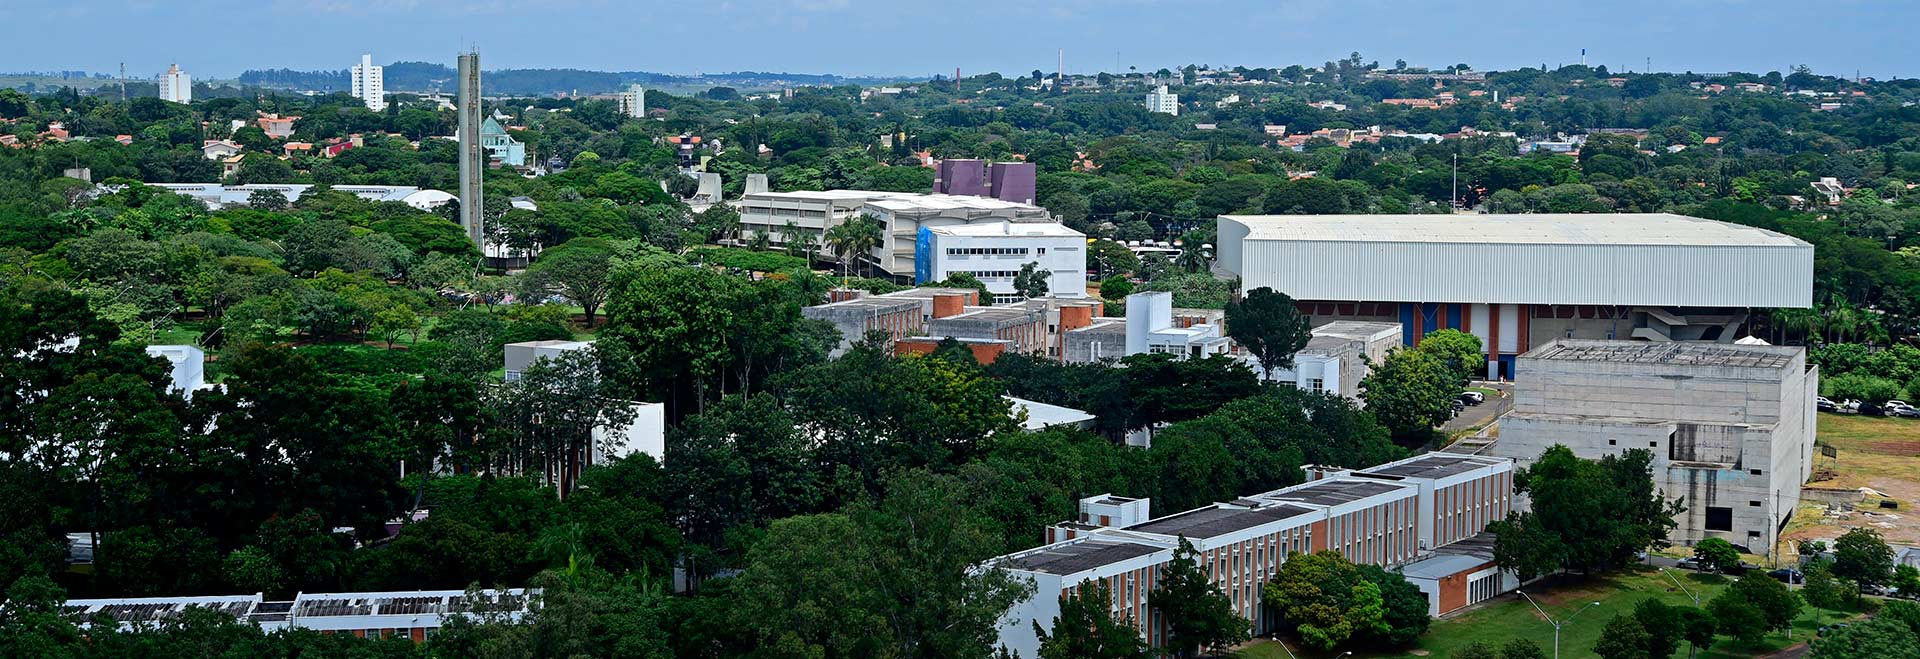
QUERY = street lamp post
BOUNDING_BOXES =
[1518,592,1601,659]
[1659,567,1701,605]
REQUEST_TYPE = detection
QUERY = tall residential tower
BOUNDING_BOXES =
[351,53,386,111]
[159,64,191,104]
[617,84,645,119]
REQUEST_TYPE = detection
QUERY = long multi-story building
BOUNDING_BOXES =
[159,64,191,104]
[64,589,534,642]
[1492,340,1816,554]
[989,452,1517,657]
[351,53,386,112]
[1214,213,1814,380]
[735,190,1062,284]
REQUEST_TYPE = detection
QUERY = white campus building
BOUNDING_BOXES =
[618,84,646,119]
[734,190,1063,291]
[351,53,386,112]
[917,221,1086,304]
[1145,85,1178,115]
[988,453,1518,657]
[158,64,191,104]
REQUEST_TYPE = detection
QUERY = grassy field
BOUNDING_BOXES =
[1234,566,1861,659]
[1784,412,1920,549]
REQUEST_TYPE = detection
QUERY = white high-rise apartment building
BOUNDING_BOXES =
[1145,84,1178,115]
[351,53,386,112]
[159,64,191,104]
[617,84,645,119]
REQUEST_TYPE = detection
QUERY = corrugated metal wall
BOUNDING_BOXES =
[1223,238,1812,308]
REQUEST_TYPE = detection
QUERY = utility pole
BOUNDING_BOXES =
[1451,153,1459,211]
[119,62,126,101]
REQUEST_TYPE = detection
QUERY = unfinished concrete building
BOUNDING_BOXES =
[800,289,932,357]
[1491,340,1818,554]
[924,304,1049,355]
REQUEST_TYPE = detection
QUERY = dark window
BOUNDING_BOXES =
[1608,440,1617,446]
[1649,441,1658,448]
[1705,507,1734,532]
[1749,501,1762,507]
[1750,469,1763,476]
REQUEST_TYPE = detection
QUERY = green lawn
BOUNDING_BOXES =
[151,325,203,346]
[1235,566,1862,659]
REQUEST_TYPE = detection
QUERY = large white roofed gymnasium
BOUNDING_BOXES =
[1215,213,1813,308]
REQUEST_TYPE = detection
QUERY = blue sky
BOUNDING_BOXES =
[3,0,1913,80]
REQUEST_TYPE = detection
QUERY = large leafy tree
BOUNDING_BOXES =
[1262,550,1428,651]
[1358,347,1457,440]
[1692,537,1740,573]
[1224,286,1314,380]
[1592,614,1653,659]
[1715,572,1801,640]
[197,343,407,542]
[1417,329,1483,382]
[727,471,1033,659]
[1149,538,1248,658]
[518,237,617,325]
[1033,581,1150,659]
[1490,446,1683,578]
[600,263,826,420]
[779,341,1020,490]
[1808,615,1920,659]
[483,346,637,496]
[663,393,819,548]
[1831,527,1895,590]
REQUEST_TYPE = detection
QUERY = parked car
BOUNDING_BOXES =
[1769,568,1804,584]
[1819,623,1851,636]
[1459,391,1486,406]
[1675,557,1704,571]
[1843,399,1863,413]
[1817,396,1838,412]
[1895,406,1920,418]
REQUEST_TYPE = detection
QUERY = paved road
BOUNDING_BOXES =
[1443,382,1513,434]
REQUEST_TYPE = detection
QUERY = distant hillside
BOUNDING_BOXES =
[235,63,921,95]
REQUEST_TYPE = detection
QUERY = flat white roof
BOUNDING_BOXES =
[931,221,1083,238]
[1220,213,1807,248]
[867,194,1044,212]
[1216,213,1814,308]
[1006,395,1097,430]
[744,189,906,201]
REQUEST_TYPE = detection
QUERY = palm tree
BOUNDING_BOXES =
[1175,240,1210,273]
[824,215,883,280]
[1769,307,1822,345]
[747,229,772,252]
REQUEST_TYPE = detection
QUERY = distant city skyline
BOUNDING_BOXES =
[5,0,1916,80]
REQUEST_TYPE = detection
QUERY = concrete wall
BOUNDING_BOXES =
[1494,345,1817,551]
[1064,328,1128,363]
